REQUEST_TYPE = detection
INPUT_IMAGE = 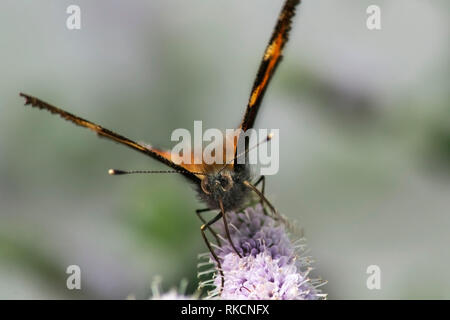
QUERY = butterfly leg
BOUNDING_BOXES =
[254,175,266,195]
[231,176,267,215]
[218,200,242,258]
[253,175,269,215]
[243,180,287,224]
[196,208,222,246]
[200,213,225,292]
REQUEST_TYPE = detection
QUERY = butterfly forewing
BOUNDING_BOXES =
[239,0,300,132]
[19,93,200,183]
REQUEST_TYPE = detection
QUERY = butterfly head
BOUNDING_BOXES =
[196,165,250,212]
[200,171,233,195]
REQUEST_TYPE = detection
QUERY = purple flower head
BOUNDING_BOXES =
[198,204,326,300]
[216,205,295,260]
[219,251,316,300]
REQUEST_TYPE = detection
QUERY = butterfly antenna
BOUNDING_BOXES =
[108,169,206,175]
[218,132,274,173]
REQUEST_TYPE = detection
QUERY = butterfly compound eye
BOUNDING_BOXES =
[201,178,212,194]
[220,172,233,192]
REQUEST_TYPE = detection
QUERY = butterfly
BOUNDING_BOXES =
[19,0,300,289]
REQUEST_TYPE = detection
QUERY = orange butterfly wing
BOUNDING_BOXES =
[240,0,300,132]
[146,131,239,177]
[19,93,200,182]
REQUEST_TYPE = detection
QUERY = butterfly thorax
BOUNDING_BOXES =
[196,165,251,212]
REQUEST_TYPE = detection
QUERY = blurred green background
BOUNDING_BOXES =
[0,0,449,299]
